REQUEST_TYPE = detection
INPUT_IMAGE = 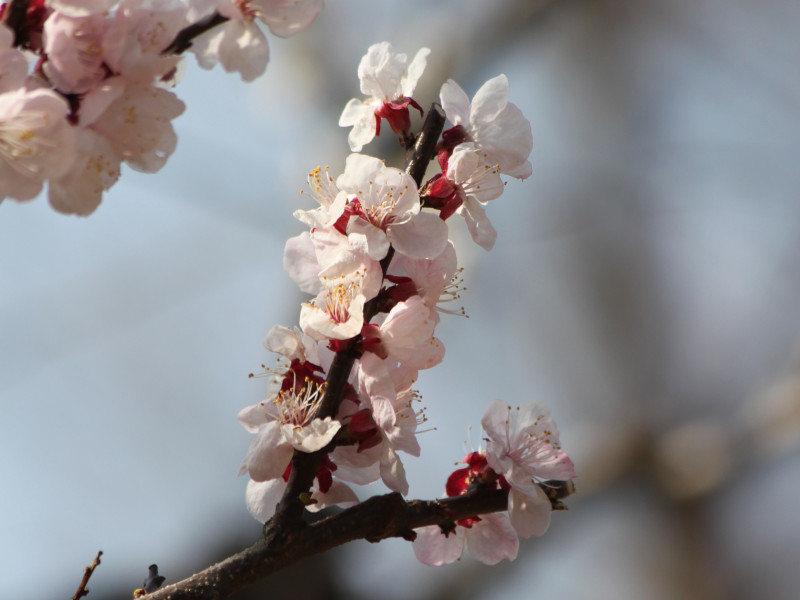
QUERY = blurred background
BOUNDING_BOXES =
[2,0,800,598]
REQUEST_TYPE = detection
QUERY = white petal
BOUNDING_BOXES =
[412,525,466,566]
[380,445,409,495]
[245,478,286,523]
[439,79,470,127]
[242,422,294,481]
[283,232,323,295]
[388,211,449,260]
[459,196,498,251]
[282,416,341,453]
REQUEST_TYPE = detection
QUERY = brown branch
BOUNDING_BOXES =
[162,11,229,55]
[71,550,103,600]
[142,480,574,600]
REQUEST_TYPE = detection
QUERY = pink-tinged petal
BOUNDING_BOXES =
[237,402,270,434]
[281,416,341,453]
[380,445,409,495]
[300,294,366,341]
[246,478,286,523]
[0,88,76,202]
[256,0,324,38]
[388,211,449,260]
[448,143,505,205]
[439,79,470,127]
[48,129,120,216]
[458,196,497,251]
[43,13,107,95]
[332,444,381,485]
[91,83,185,173]
[380,296,444,369]
[241,422,294,481]
[508,485,552,538]
[473,101,532,180]
[338,100,375,152]
[481,398,511,442]
[401,48,430,98]
[263,325,304,361]
[470,74,509,124]
[466,512,519,564]
[200,19,269,81]
[283,231,323,295]
[77,76,126,127]
[412,525,466,566]
[308,480,359,512]
[348,218,390,260]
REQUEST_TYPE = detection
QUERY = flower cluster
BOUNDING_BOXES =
[412,400,576,565]
[0,0,322,214]
[238,42,573,565]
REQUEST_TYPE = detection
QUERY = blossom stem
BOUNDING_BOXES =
[162,11,230,55]
[405,102,446,187]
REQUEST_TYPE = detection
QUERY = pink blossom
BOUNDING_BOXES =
[189,0,270,83]
[189,0,322,81]
[102,0,188,82]
[423,142,504,250]
[361,295,445,371]
[339,42,429,151]
[238,358,340,482]
[390,241,462,315]
[332,356,423,494]
[299,255,382,341]
[412,451,520,565]
[48,128,121,215]
[0,87,75,202]
[439,75,533,179]
[481,399,576,537]
[91,81,185,173]
[43,12,108,94]
[332,153,448,260]
[413,512,519,566]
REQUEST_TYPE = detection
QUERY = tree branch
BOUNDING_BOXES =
[142,480,574,600]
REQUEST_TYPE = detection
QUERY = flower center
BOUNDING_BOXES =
[320,268,366,324]
[0,112,53,172]
[274,375,327,429]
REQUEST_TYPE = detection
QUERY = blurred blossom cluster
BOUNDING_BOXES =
[0,0,322,214]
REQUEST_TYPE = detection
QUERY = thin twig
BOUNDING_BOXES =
[162,11,229,55]
[71,550,103,600]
